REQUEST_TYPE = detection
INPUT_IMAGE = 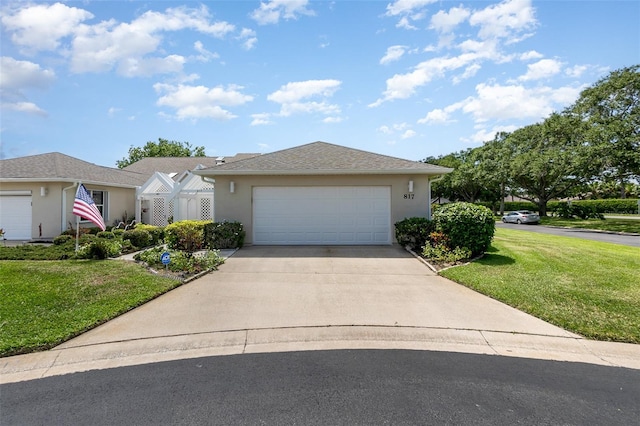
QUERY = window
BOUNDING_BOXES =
[89,189,108,221]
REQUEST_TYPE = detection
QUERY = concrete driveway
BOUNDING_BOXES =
[3,246,639,383]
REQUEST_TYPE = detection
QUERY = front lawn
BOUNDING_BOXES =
[539,216,640,234]
[440,228,640,343]
[0,260,181,356]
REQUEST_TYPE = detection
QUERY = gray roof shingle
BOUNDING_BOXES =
[122,154,260,177]
[0,152,148,186]
[194,142,453,176]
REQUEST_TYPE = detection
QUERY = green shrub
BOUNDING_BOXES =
[97,231,115,239]
[78,239,122,259]
[422,244,471,263]
[53,234,72,245]
[394,217,435,250]
[165,220,210,252]
[549,199,638,215]
[122,229,152,249]
[552,202,605,219]
[79,234,96,245]
[134,247,223,274]
[134,224,164,245]
[433,202,495,256]
[203,221,245,249]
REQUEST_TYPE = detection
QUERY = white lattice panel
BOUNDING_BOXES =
[200,197,212,220]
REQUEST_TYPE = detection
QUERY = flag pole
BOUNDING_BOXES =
[75,182,81,252]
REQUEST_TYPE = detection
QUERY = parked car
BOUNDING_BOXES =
[502,210,540,224]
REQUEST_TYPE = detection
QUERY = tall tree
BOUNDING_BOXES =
[476,132,513,215]
[570,65,640,198]
[116,138,206,168]
[506,113,598,216]
[424,149,488,203]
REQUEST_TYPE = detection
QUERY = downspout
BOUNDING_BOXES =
[427,175,445,220]
[135,186,142,224]
[62,182,78,233]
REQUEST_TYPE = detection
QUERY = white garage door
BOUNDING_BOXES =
[0,194,32,240]
[253,186,391,245]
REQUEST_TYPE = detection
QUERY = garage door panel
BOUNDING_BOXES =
[0,195,32,240]
[253,186,390,245]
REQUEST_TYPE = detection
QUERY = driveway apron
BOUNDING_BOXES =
[60,245,572,346]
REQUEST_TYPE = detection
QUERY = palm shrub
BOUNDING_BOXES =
[433,202,495,256]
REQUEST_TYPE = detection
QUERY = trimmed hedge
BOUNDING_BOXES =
[433,202,495,256]
[165,220,210,252]
[394,217,435,251]
[477,199,638,215]
[204,221,245,249]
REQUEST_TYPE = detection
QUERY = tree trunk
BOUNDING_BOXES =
[537,200,547,217]
[499,181,505,215]
[620,178,626,199]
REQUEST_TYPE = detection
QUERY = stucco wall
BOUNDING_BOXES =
[1,182,136,239]
[212,174,433,245]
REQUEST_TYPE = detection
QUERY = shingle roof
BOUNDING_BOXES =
[194,142,453,176]
[122,154,261,177]
[0,152,147,187]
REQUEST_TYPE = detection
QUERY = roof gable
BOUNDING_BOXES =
[195,142,453,176]
[0,152,147,186]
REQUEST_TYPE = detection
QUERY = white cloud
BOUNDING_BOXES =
[520,50,543,61]
[251,113,273,126]
[430,6,470,33]
[238,28,258,50]
[370,52,492,106]
[70,6,234,76]
[0,57,55,116]
[0,57,55,90]
[380,45,407,65]
[378,125,392,134]
[323,116,343,123]
[1,2,93,53]
[385,0,437,17]
[467,125,519,143]
[154,83,253,121]
[418,108,453,125]
[518,58,563,81]
[452,63,481,84]
[267,80,342,117]
[401,129,417,139]
[108,107,121,117]
[396,16,417,30]
[251,0,315,25]
[565,64,588,78]
[2,101,47,117]
[469,0,537,41]
[194,41,219,62]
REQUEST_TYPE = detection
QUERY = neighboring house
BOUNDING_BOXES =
[0,153,147,240]
[124,154,259,226]
[193,142,453,245]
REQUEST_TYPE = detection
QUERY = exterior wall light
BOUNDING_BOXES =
[40,186,48,197]
[408,180,414,193]
[230,181,235,193]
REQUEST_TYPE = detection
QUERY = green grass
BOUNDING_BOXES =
[539,216,640,234]
[441,228,640,343]
[0,260,181,356]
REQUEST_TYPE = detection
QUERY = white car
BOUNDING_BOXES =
[502,210,540,224]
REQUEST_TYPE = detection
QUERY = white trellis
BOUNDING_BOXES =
[136,171,214,226]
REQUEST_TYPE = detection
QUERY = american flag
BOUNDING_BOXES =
[73,184,106,231]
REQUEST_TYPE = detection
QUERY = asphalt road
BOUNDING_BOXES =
[496,222,640,247]
[2,350,639,425]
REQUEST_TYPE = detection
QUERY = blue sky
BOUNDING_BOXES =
[1,0,638,167]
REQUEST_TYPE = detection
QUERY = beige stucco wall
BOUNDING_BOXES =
[0,182,136,239]
[212,174,434,245]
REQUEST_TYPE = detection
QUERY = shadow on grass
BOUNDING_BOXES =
[477,246,515,266]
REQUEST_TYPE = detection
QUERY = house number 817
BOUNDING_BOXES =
[403,194,415,199]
